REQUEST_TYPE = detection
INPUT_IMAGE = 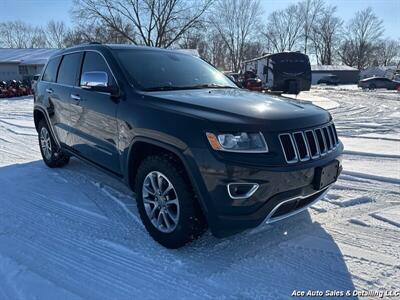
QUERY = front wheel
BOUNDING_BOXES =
[38,120,70,168]
[135,155,206,248]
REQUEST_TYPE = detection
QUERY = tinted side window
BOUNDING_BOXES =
[80,52,114,86]
[42,57,61,82]
[57,53,83,86]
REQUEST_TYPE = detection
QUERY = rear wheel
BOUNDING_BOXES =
[38,120,69,168]
[135,155,206,248]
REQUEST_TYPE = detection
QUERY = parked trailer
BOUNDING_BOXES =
[243,52,311,94]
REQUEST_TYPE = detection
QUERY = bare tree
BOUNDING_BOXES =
[210,0,262,72]
[263,4,303,53]
[45,21,69,48]
[0,21,47,48]
[338,40,359,67]
[206,31,230,70]
[72,0,212,48]
[374,39,400,66]
[178,28,209,58]
[298,0,324,54]
[339,7,384,69]
[310,6,343,65]
[64,17,134,47]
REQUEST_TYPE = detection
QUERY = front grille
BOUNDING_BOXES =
[279,123,339,163]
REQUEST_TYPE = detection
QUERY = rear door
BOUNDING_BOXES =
[36,56,68,144]
[69,51,121,174]
[55,52,84,147]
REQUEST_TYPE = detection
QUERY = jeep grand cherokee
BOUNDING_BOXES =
[34,44,343,248]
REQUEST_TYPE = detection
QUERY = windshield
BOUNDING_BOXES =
[115,49,237,91]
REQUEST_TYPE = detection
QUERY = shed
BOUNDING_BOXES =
[311,65,360,85]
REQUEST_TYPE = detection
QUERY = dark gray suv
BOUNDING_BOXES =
[34,44,343,248]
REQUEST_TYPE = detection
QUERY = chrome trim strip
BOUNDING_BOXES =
[278,133,298,163]
[40,49,119,92]
[70,94,81,101]
[264,185,332,224]
[227,183,259,199]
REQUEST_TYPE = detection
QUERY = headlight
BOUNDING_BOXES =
[206,132,268,153]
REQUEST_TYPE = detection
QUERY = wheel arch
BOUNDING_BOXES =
[33,107,61,148]
[126,137,209,222]
[127,138,189,190]
[33,108,46,132]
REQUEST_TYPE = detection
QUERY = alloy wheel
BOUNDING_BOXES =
[142,171,180,233]
[40,127,52,160]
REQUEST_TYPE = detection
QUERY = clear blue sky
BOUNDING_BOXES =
[0,0,398,39]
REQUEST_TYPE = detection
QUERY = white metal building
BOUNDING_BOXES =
[311,65,360,84]
[0,48,59,81]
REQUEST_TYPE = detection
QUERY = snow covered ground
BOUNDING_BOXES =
[0,86,399,299]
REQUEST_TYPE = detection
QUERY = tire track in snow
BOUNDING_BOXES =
[0,220,214,299]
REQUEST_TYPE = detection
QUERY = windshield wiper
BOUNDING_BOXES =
[190,83,236,89]
[144,84,236,91]
[143,86,191,91]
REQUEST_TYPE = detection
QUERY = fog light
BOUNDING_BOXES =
[227,183,259,199]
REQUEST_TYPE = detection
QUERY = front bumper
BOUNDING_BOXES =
[185,144,343,238]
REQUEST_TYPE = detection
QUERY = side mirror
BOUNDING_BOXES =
[81,71,110,92]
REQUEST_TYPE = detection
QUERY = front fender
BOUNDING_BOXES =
[123,136,214,227]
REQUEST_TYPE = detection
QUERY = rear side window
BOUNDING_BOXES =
[80,52,114,86]
[42,57,61,82]
[57,53,83,86]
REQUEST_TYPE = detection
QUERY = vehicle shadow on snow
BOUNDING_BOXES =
[0,160,357,299]
[186,213,357,298]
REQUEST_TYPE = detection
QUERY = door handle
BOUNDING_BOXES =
[46,88,53,94]
[70,94,81,101]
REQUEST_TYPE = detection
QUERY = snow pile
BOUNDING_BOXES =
[0,87,399,298]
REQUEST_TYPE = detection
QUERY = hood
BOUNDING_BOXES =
[142,88,331,131]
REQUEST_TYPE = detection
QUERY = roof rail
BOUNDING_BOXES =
[65,42,103,49]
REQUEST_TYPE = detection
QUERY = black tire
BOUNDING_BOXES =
[135,155,206,248]
[38,119,70,168]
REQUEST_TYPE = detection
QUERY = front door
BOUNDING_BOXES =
[69,51,121,175]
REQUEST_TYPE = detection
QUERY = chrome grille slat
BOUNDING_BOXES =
[332,123,339,143]
[292,131,310,161]
[328,125,337,146]
[278,133,298,163]
[315,128,327,155]
[305,130,320,158]
[279,123,339,164]
[323,127,333,151]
